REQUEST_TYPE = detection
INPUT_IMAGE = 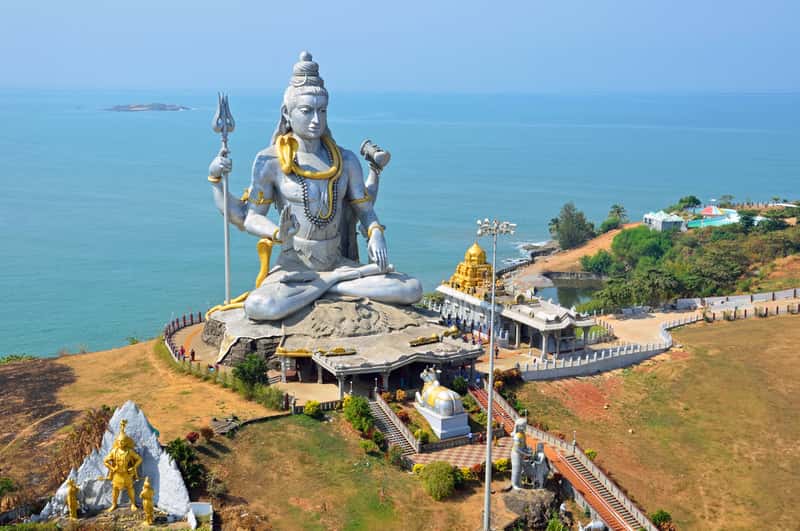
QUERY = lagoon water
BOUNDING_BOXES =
[1,90,798,356]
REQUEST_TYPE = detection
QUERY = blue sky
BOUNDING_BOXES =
[2,0,798,92]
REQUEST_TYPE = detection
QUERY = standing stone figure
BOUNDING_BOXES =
[511,418,534,489]
[207,51,422,322]
[140,477,155,525]
[65,478,79,520]
[102,420,143,512]
[511,417,550,489]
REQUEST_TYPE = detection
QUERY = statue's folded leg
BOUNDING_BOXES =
[244,270,331,321]
[327,272,422,304]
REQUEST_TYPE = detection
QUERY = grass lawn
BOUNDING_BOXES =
[199,414,485,530]
[512,315,800,530]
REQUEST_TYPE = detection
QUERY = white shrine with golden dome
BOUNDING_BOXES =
[435,242,596,357]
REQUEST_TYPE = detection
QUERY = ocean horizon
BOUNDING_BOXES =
[1,89,798,357]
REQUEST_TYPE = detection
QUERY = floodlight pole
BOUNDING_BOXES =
[477,218,516,531]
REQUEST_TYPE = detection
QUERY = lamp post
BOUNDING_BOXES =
[477,218,516,531]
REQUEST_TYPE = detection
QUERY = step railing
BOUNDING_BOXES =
[524,423,656,531]
[373,393,420,453]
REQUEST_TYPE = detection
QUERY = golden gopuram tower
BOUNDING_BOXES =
[444,242,499,297]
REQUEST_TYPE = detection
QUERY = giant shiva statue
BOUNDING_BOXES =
[207,52,422,321]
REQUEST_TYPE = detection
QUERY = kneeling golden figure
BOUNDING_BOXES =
[103,420,143,512]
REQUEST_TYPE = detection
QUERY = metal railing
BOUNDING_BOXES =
[374,393,420,453]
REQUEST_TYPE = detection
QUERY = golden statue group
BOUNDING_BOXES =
[62,419,155,524]
[35,402,188,524]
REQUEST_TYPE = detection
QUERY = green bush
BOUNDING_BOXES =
[461,393,478,412]
[452,466,465,489]
[419,461,456,501]
[580,249,613,275]
[359,439,380,455]
[232,354,269,389]
[164,438,205,489]
[451,376,468,395]
[585,448,598,461]
[546,516,566,531]
[303,400,322,418]
[599,216,621,234]
[343,395,374,433]
[253,384,285,410]
[0,354,36,365]
[650,509,673,526]
[414,429,430,444]
[387,445,405,468]
[371,429,385,449]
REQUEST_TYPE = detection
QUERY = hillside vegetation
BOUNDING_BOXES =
[578,221,800,311]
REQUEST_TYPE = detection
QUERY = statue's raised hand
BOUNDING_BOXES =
[277,205,300,242]
[208,147,232,179]
[368,230,389,272]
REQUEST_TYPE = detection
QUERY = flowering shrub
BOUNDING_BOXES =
[185,431,200,445]
[493,458,510,473]
[395,389,407,401]
[414,429,430,444]
[396,410,410,423]
[412,463,426,475]
[381,391,394,402]
[303,400,321,418]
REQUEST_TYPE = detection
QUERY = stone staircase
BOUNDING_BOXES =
[563,454,639,530]
[469,385,644,530]
[468,386,516,434]
[368,400,416,455]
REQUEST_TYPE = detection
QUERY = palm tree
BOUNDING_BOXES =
[609,204,628,222]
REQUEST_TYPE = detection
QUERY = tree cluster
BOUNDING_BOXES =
[578,222,800,312]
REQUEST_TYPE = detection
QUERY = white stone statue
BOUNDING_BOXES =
[511,418,549,489]
[208,52,422,321]
[413,367,470,439]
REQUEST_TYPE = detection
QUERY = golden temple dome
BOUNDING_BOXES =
[464,242,487,265]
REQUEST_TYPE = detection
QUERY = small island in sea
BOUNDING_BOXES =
[105,103,190,112]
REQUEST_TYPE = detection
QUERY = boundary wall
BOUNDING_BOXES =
[676,287,799,310]
[518,315,700,381]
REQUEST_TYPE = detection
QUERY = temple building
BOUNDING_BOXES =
[434,242,596,357]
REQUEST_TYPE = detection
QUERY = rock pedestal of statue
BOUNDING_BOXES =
[37,401,190,521]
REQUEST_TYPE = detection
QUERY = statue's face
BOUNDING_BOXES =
[286,94,328,140]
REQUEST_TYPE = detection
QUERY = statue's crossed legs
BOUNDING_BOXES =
[244,257,422,321]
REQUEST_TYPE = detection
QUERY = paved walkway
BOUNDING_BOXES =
[411,437,514,468]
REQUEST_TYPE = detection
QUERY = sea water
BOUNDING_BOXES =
[1,90,798,356]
